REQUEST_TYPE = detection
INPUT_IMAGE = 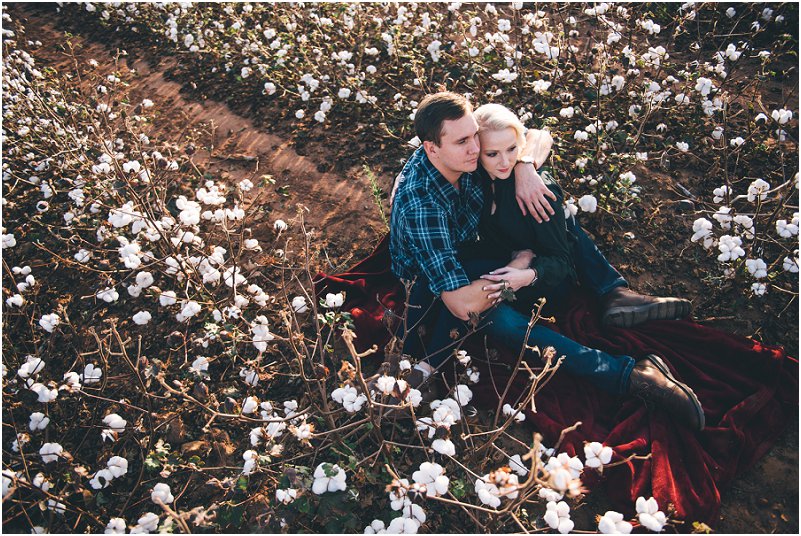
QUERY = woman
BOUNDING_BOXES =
[471,103,576,315]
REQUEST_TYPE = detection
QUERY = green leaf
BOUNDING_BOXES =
[95,490,109,506]
[322,462,337,477]
[451,478,467,499]
[144,456,161,471]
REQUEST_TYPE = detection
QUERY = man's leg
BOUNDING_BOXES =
[400,259,502,370]
[398,279,439,364]
[484,303,635,394]
[567,216,692,328]
[482,303,705,430]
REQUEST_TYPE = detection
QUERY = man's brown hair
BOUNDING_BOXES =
[414,92,472,146]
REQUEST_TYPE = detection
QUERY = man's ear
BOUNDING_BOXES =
[423,140,439,159]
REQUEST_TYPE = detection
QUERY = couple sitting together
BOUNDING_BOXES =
[388,91,703,430]
[318,90,796,524]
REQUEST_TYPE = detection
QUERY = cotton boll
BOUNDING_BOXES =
[29,412,50,431]
[30,382,58,403]
[544,501,574,534]
[74,249,92,263]
[159,291,177,307]
[312,463,347,494]
[636,496,667,532]
[103,413,127,432]
[134,512,160,533]
[39,442,64,463]
[578,194,597,213]
[107,456,129,478]
[598,511,633,534]
[105,518,128,534]
[151,483,174,504]
[431,438,456,456]
[191,356,209,373]
[584,441,613,468]
[242,396,259,414]
[289,295,308,313]
[132,311,151,325]
[18,356,45,379]
[135,271,154,288]
[97,287,119,303]
[324,292,345,308]
[39,313,60,333]
[82,363,103,384]
[89,468,115,489]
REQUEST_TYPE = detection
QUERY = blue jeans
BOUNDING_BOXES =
[400,258,634,395]
[567,216,628,297]
[482,304,634,395]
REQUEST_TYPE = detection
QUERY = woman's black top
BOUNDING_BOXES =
[467,167,577,314]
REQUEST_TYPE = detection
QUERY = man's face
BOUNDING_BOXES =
[424,113,480,182]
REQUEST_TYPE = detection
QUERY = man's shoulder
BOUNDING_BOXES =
[395,147,430,185]
[393,149,436,209]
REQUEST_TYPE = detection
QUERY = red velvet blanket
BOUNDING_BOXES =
[316,236,798,527]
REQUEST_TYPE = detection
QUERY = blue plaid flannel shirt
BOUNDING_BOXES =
[389,147,484,296]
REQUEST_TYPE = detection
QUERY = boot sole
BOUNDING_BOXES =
[644,354,705,431]
[602,299,692,328]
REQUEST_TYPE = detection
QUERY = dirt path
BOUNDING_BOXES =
[10,6,797,534]
[18,8,387,272]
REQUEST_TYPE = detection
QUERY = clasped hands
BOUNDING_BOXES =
[480,250,537,302]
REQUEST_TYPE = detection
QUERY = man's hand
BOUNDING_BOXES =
[514,128,556,222]
[514,164,557,222]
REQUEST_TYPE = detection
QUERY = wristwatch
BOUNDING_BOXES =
[517,155,536,165]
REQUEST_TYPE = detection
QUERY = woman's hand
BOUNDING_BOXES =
[480,266,537,301]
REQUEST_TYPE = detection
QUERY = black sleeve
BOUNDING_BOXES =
[524,184,575,288]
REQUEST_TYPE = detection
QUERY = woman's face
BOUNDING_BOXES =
[478,127,519,180]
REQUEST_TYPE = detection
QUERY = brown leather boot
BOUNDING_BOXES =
[628,354,705,431]
[601,287,691,328]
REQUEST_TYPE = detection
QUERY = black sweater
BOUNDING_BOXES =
[467,167,577,313]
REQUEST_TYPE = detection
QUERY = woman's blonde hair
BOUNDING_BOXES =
[473,103,526,153]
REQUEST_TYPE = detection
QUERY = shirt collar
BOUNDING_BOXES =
[417,147,476,203]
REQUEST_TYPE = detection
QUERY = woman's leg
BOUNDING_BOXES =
[566,215,627,297]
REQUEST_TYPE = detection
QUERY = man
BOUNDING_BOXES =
[389,91,703,430]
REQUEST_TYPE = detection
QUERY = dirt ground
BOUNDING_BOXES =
[9,5,798,533]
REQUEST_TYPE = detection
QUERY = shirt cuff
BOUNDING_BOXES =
[428,269,471,296]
